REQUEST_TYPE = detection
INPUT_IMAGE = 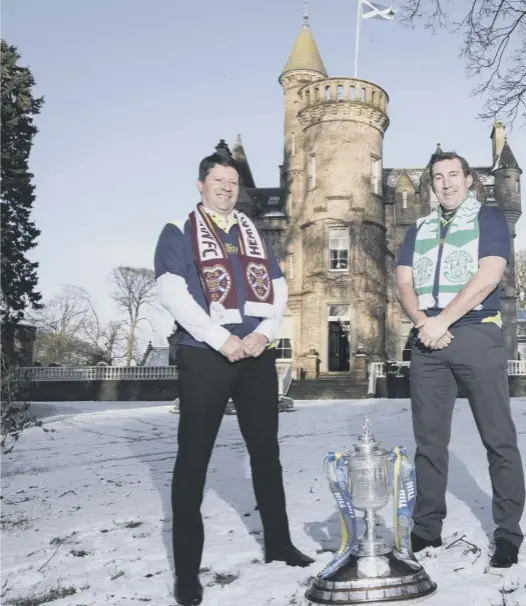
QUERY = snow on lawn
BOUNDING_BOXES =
[2,398,526,606]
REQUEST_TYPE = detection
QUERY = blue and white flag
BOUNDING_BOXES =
[361,0,397,19]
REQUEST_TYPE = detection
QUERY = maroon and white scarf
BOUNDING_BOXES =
[189,204,275,325]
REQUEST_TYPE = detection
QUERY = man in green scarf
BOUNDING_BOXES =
[395,151,524,569]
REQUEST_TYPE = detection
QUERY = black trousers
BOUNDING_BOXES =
[172,346,291,576]
[410,323,525,547]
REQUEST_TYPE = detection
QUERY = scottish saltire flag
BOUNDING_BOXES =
[361,0,397,19]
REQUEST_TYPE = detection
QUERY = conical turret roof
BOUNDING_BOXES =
[231,135,256,188]
[281,23,327,78]
[494,139,522,172]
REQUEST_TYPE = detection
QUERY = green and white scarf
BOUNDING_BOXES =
[412,192,482,310]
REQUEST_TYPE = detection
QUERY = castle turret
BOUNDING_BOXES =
[492,123,523,359]
[279,17,327,217]
[231,134,256,188]
[279,13,390,369]
[299,76,390,365]
[278,17,328,365]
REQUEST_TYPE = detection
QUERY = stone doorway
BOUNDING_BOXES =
[328,319,350,371]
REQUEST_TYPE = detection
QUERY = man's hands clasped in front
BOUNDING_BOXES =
[416,316,454,350]
[219,333,268,363]
[242,333,268,358]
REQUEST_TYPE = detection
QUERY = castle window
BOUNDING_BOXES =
[291,132,295,156]
[337,85,343,101]
[402,190,408,209]
[308,153,316,189]
[485,185,495,200]
[517,180,520,194]
[275,338,292,360]
[361,87,366,102]
[326,86,332,101]
[370,156,381,194]
[349,86,355,100]
[329,227,349,271]
[288,254,294,280]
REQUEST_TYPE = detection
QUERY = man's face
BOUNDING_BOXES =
[431,158,473,211]
[197,164,239,216]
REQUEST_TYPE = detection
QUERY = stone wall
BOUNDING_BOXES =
[19,375,526,402]
[21,380,178,402]
[376,376,526,398]
[509,376,526,397]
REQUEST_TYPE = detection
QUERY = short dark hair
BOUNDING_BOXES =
[198,153,240,183]
[429,151,470,178]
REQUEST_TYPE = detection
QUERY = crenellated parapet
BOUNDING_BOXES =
[297,78,389,134]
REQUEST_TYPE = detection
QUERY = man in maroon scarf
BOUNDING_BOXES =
[155,151,314,606]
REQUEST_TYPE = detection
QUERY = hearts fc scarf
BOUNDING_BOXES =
[412,191,481,310]
[189,204,275,325]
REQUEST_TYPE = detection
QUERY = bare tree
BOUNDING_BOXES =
[82,297,127,364]
[516,249,526,309]
[109,267,157,365]
[400,0,526,127]
[30,285,127,365]
[31,285,91,365]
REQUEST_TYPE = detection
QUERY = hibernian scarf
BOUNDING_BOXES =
[189,203,275,325]
[413,191,482,310]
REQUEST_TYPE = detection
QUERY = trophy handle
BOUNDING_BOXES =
[389,447,417,557]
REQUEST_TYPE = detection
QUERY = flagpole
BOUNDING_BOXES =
[354,0,361,78]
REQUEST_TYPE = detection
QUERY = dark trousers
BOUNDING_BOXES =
[410,323,525,547]
[172,346,291,576]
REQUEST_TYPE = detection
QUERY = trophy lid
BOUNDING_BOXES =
[352,418,386,456]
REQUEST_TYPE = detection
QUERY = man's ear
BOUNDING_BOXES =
[466,174,473,188]
[196,180,204,193]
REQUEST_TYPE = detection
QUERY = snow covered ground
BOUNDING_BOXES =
[2,398,526,606]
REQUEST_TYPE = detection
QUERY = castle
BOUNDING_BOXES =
[201,19,523,377]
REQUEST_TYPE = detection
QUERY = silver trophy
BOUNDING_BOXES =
[305,419,437,604]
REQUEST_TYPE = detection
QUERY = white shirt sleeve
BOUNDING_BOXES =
[253,276,288,343]
[157,272,231,351]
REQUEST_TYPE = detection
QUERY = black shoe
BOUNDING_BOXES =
[490,538,519,568]
[265,544,315,567]
[174,574,203,606]
[410,532,442,553]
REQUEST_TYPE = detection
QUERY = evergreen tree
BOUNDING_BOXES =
[1,40,44,341]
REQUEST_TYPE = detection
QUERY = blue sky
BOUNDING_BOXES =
[3,0,525,347]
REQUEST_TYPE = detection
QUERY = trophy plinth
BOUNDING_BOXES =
[305,552,436,604]
[305,420,437,604]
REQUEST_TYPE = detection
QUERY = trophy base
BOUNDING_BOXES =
[305,550,437,604]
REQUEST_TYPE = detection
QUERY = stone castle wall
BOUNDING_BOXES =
[261,74,522,372]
